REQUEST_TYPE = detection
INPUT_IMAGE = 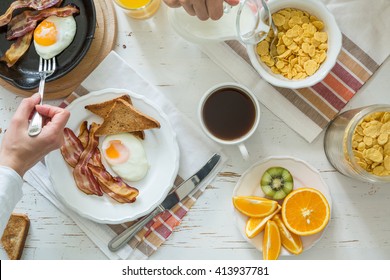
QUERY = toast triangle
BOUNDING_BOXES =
[95,99,160,136]
[85,94,132,118]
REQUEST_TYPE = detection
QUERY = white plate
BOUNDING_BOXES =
[232,156,332,256]
[45,88,180,224]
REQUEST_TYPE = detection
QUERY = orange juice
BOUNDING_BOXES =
[116,0,151,9]
[114,0,161,19]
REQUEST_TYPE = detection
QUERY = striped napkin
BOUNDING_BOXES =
[109,180,204,258]
[25,51,226,259]
[201,0,390,142]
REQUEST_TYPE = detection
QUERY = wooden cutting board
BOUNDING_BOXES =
[0,0,116,100]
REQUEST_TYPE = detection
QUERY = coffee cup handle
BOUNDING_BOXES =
[238,143,249,160]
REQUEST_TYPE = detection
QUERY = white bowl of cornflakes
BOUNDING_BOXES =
[247,0,342,89]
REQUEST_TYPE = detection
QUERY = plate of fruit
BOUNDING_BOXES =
[232,156,332,260]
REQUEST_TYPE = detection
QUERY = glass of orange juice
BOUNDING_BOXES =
[113,0,161,20]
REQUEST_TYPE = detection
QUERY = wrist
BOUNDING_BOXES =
[0,153,27,177]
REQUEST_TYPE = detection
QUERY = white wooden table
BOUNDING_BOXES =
[1,4,389,260]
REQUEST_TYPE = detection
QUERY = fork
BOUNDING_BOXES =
[269,20,279,62]
[28,57,56,137]
[260,0,279,61]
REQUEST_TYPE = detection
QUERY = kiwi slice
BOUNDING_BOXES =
[260,167,294,200]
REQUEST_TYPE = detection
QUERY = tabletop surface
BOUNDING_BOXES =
[0,4,389,260]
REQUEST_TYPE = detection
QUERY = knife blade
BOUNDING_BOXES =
[108,153,221,252]
[161,153,221,210]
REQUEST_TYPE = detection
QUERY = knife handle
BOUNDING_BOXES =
[108,205,165,252]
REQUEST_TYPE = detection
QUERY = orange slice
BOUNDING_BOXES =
[233,196,279,217]
[282,188,330,236]
[262,220,281,260]
[246,205,281,238]
[272,213,303,255]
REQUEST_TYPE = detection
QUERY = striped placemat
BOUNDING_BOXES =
[60,87,212,259]
[225,34,380,130]
[110,179,204,258]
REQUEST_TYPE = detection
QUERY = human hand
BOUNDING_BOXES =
[163,0,240,21]
[0,94,70,176]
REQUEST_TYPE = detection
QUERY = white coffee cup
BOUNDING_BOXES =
[198,82,260,160]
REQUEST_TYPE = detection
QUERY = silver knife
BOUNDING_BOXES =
[108,153,221,252]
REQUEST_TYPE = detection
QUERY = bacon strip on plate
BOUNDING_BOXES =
[73,122,103,196]
[78,121,89,149]
[7,4,80,40]
[0,31,32,67]
[89,148,104,169]
[0,0,63,27]
[60,127,84,168]
[88,164,139,204]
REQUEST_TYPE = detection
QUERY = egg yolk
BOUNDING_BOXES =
[104,140,129,164]
[34,21,58,46]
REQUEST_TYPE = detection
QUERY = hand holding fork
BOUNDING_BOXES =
[28,56,56,137]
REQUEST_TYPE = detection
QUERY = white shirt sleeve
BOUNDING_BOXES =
[0,166,23,235]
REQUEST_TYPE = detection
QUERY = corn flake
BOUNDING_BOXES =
[312,21,324,30]
[384,156,390,171]
[272,13,286,27]
[378,134,389,145]
[373,166,385,176]
[314,32,328,43]
[304,60,318,75]
[257,41,270,56]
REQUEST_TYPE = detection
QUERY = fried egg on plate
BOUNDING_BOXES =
[33,16,77,59]
[102,133,149,182]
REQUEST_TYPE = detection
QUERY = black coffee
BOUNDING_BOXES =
[202,87,256,141]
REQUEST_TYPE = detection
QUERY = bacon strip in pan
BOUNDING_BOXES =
[88,164,139,203]
[73,123,103,196]
[0,31,32,67]
[0,0,63,27]
[7,4,80,40]
[60,127,84,168]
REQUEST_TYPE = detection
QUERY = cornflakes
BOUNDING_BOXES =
[258,8,328,80]
[257,41,270,56]
[350,111,390,176]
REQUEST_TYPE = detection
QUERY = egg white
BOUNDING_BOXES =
[34,16,77,59]
[102,133,149,182]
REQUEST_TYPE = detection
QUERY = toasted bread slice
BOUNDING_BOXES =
[95,99,160,136]
[85,95,132,118]
[85,95,145,140]
[1,213,30,260]
[131,130,146,140]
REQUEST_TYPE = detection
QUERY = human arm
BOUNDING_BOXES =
[0,166,23,235]
[163,0,240,21]
[0,94,70,235]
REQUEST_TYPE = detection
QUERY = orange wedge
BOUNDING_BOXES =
[273,214,303,255]
[282,188,330,236]
[262,220,281,260]
[233,196,279,217]
[246,205,281,238]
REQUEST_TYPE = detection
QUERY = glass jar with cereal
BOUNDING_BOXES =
[324,105,390,183]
